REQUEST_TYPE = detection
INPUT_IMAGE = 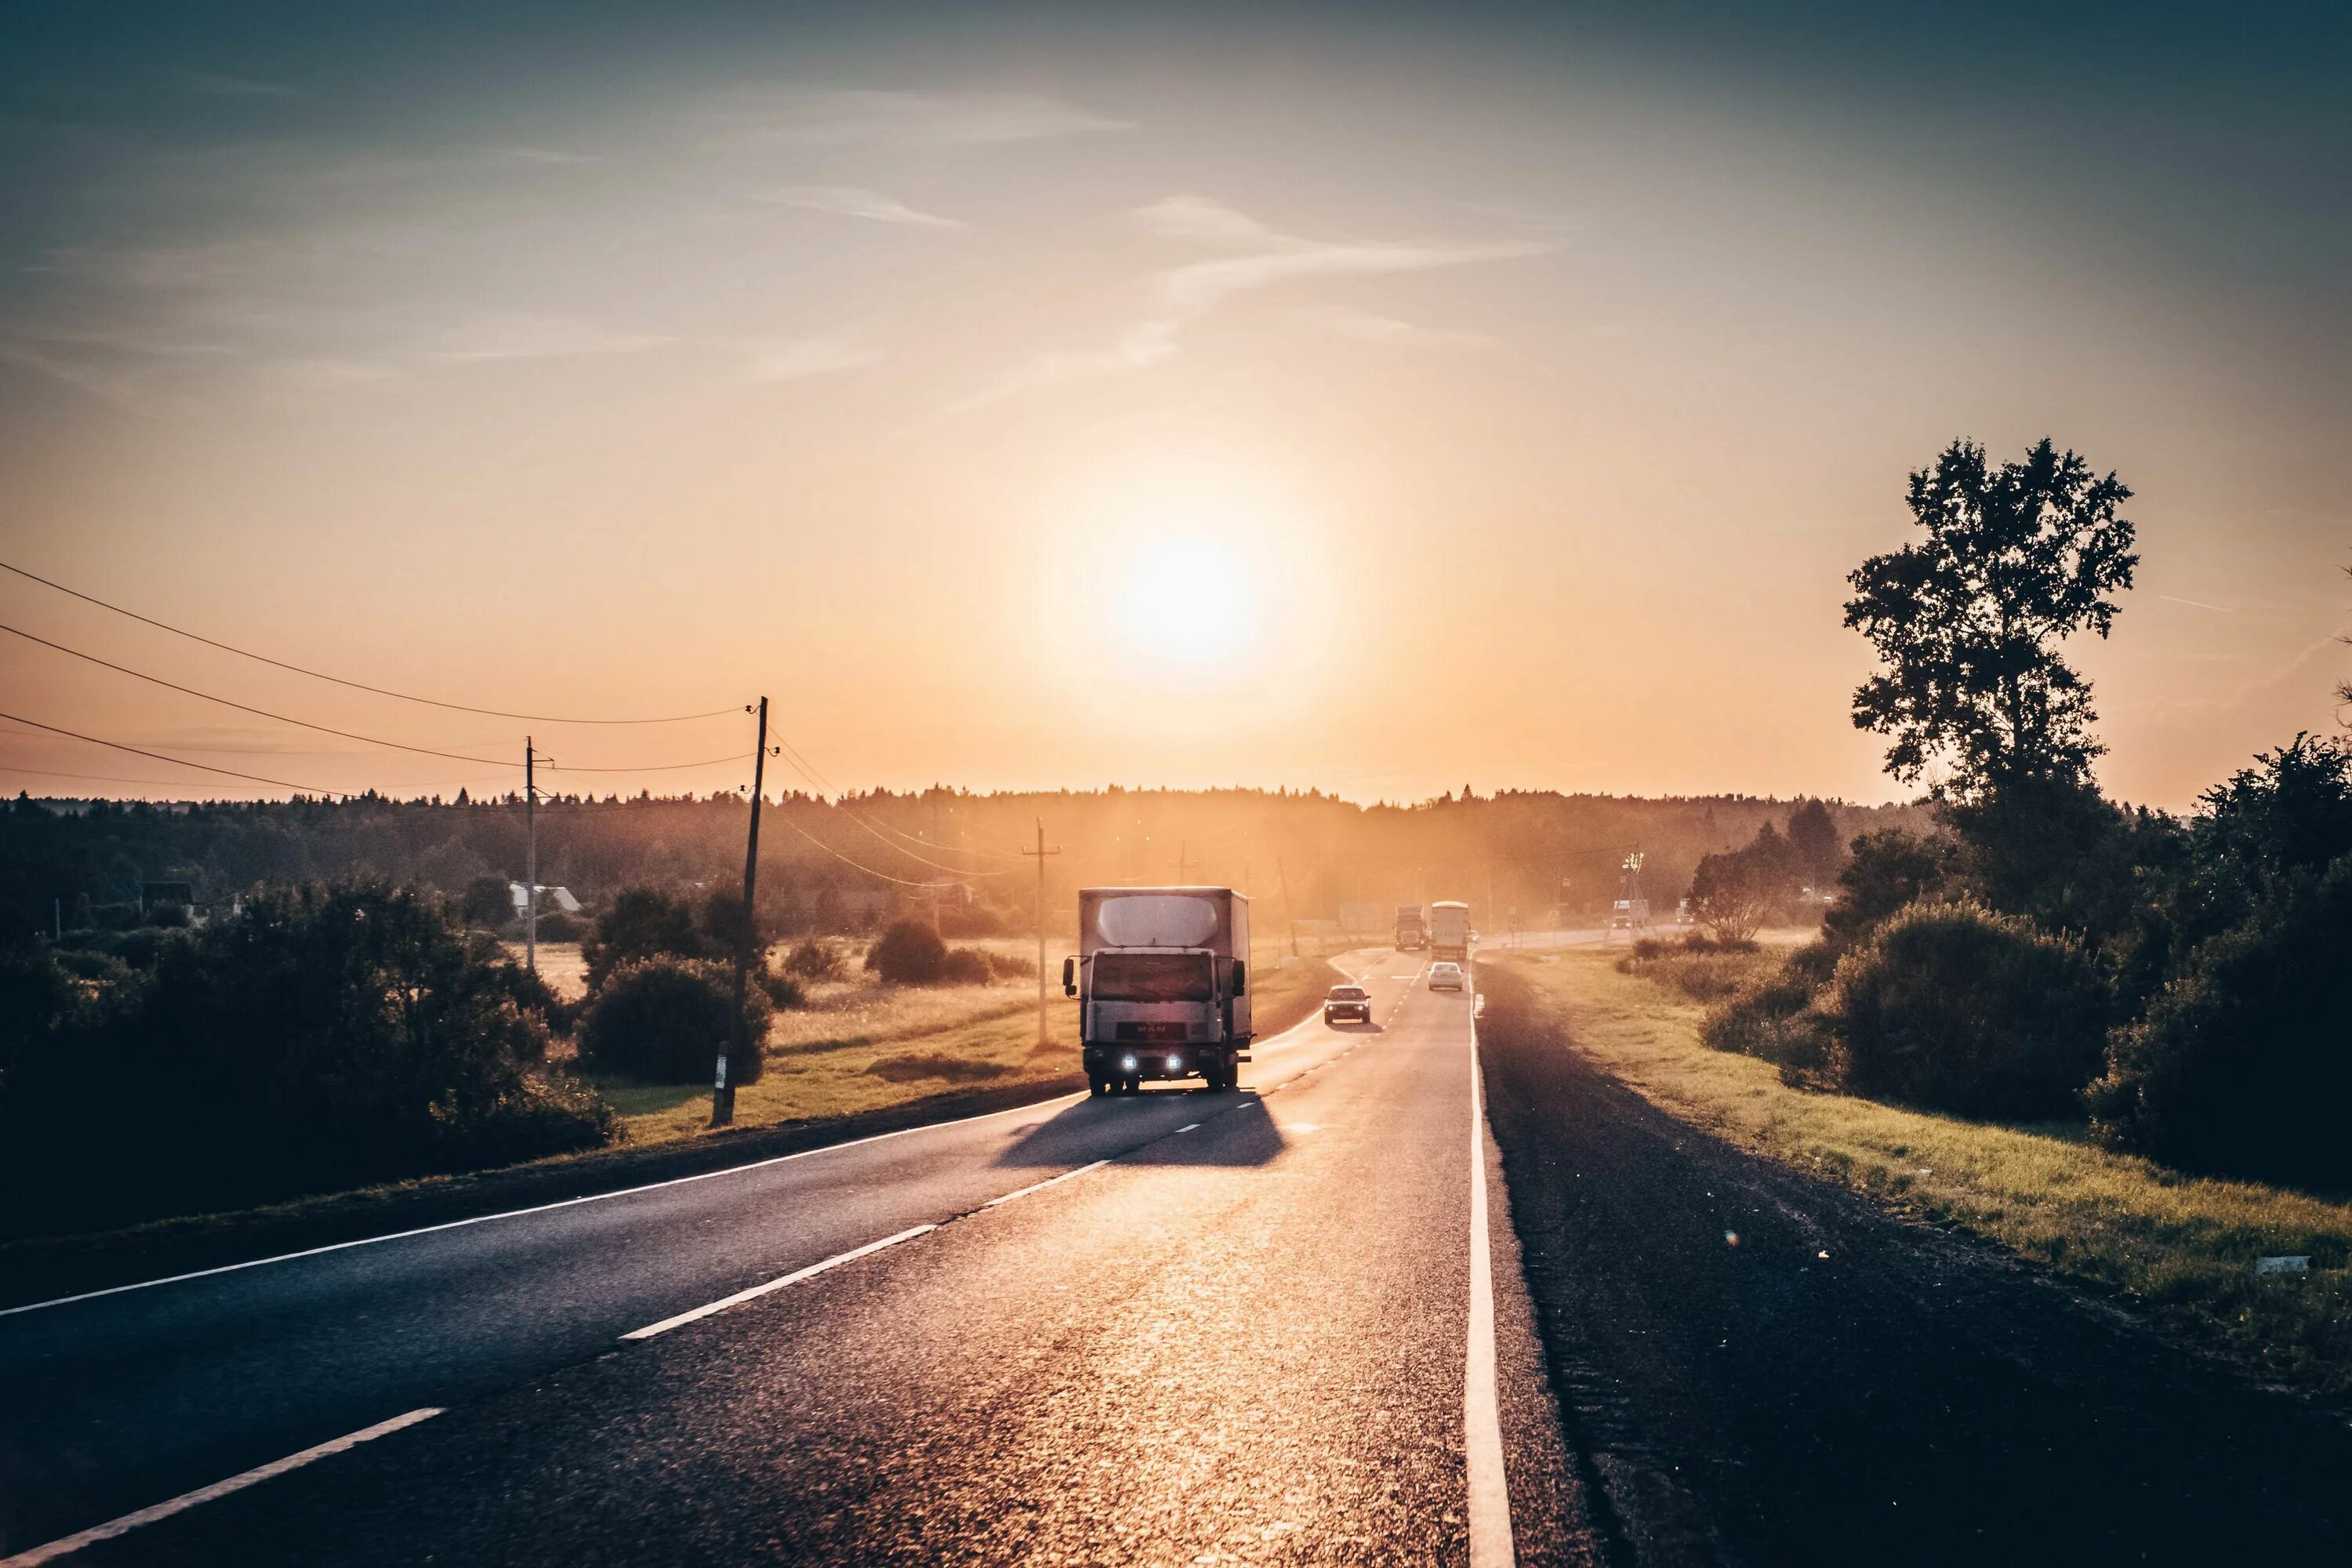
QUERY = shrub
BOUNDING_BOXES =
[581,888,706,992]
[1823,898,2110,1120]
[1617,935,1773,1004]
[2086,857,2352,1190]
[1821,829,1955,949]
[1701,975,1832,1082]
[576,956,771,1084]
[0,885,615,1236]
[939,946,993,985]
[985,950,1036,982]
[783,937,846,982]
[459,876,515,927]
[530,909,586,942]
[760,970,807,1011]
[869,920,948,984]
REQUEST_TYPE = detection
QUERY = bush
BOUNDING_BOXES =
[581,888,706,992]
[530,909,586,942]
[939,946,993,985]
[760,970,807,1011]
[783,937,846,982]
[1617,935,1773,1004]
[2087,857,2352,1190]
[1701,975,1833,1082]
[869,920,948,984]
[0,885,615,1236]
[1821,829,1955,949]
[1823,898,2111,1120]
[576,956,771,1084]
[985,950,1036,982]
[459,876,515,927]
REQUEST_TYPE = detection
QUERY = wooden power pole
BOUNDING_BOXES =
[1023,819,1062,1047]
[524,737,538,975]
[713,697,769,1128]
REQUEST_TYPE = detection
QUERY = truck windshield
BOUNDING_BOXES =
[1091,953,1214,1003]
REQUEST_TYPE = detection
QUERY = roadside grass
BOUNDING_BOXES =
[590,944,1343,1148]
[1490,948,2352,1401]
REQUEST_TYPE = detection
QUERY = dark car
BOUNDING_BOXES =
[1323,983,1373,1025]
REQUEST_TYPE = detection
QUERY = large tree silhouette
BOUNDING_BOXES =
[1846,438,2137,800]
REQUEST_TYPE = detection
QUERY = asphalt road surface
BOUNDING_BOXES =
[2,954,1587,1566]
[5,943,2347,1566]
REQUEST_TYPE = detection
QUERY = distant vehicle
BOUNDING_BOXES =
[1429,901,1471,963]
[1428,961,1466,992]
[1394,904,1427,949]
[1323,983,1372,1025]
[1065,887,1251,1096]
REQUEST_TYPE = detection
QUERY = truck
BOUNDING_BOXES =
[1062,887,1252,1096]
[1429,900,1472,964]
[1395,903,1427,949]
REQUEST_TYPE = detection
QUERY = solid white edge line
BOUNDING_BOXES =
[1465,956,1517,1568]
[620,1224,936,1341]
[2,1094,1084,1319]
[0,1406,442,1567]
[982,1158,1110,1209]
[9,947,1405,1323]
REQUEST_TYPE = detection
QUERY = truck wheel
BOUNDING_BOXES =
[1088,1075,1107,1097]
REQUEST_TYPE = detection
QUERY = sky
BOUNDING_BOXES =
[2,1,2347,811]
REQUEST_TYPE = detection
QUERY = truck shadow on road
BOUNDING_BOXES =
[992,1091,1286,1169]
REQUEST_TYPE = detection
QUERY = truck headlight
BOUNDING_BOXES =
[1120,1054,1138,1072]
[1167,1054,1183,1073]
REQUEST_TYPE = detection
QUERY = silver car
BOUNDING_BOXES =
[1428,961,1465,992]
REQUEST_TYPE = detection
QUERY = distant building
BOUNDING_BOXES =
[507,882,583,914]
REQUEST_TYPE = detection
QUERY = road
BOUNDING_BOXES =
[1,953,1587,1565]
[6,938,2349,1566]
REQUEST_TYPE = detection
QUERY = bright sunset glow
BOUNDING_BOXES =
[0,9,2345,808]
[1115,535,1261,676]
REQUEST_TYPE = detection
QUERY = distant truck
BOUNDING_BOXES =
[1429,901,1472,964]
[1063,887,1252,1096]
[1395,903,1427,949]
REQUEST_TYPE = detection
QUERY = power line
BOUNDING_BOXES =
[759,721,1009,876]
[2,620,516,767]
[0,560,743,725]
[0,710,344,796]
[768,808,960,888]
[3,621,751,777]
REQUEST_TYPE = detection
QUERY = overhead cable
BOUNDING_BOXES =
[0,560,743,724]
[0,710,343,796]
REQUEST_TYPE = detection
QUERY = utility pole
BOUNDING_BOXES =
[1276,856,1298,957]
[524,737,538,975]
[1172,840,1197,883]
[713,697,770,1129]
[1023,819,1062,1048]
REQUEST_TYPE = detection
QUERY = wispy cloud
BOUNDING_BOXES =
[0,338,191,417]
[426,313,670,362]
[724,89,1131,147]
[176,71,306,100]
[1294,303,1494,349]
[742,336,879,383]
[957,195,1548,408]
[758,187,964,229]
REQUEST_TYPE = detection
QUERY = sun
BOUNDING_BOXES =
[1115,534,1261,674]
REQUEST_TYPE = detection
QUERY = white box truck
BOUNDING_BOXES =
[1062,887,1252,1095]
[1430,900,1472,964]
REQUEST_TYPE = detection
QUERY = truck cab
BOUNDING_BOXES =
[1064,887,1252,1095]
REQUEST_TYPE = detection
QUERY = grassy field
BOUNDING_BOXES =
[590,937,1344,1148]
[1487,946,2352,1400]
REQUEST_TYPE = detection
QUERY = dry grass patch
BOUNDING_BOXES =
[595,943,1342,1149]
[1492,949,2352,1400]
